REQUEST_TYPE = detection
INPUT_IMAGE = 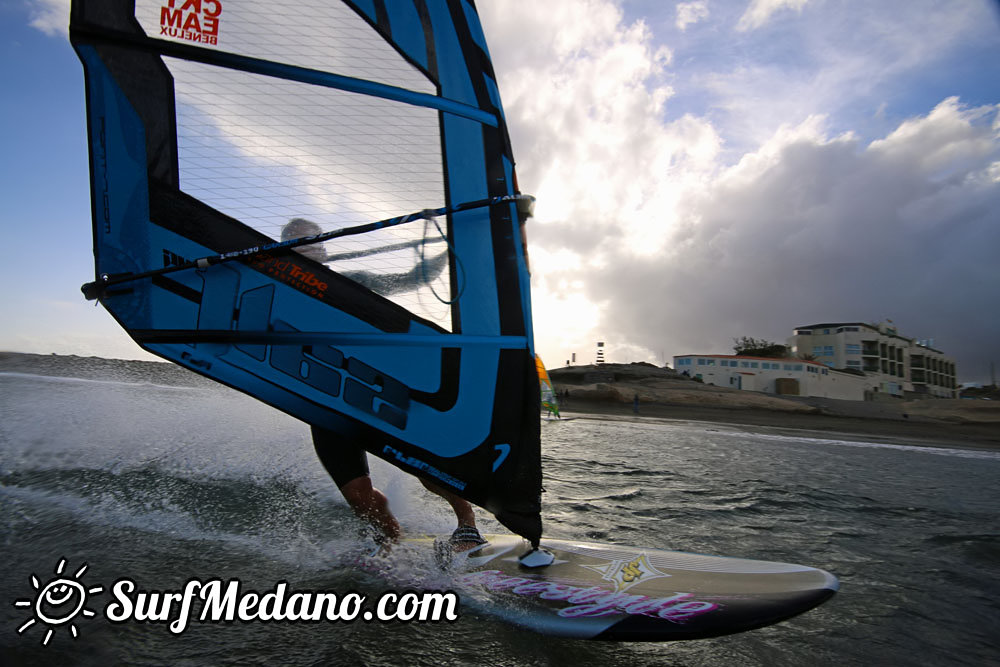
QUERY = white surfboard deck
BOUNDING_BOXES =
[398,533,837,641]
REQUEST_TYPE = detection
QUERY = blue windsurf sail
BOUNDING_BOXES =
[71,0,542,544]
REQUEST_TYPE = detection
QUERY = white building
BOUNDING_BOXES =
[786,321,956,398]
[673,354,869,401]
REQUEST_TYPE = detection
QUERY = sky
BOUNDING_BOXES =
[2,0,1000,384]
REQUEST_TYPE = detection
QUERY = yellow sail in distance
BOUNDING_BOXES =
[535,355,560,419]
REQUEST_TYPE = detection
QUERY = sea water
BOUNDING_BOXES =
[1,362,998,666]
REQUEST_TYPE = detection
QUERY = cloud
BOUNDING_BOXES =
[481,1,999,381]
[676,1,710,31]
[736,0,810,32]
[693,1,988,150]
[593,99,1000,379]
[480,0,723,362]
[27,0,69,37]
[480,1,710,261]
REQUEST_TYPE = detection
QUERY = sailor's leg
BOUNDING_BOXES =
[312,424,400,543]
[339,475,401,542]
[419,479,485,550]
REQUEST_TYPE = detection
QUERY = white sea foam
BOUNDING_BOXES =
[739,431,1000,461]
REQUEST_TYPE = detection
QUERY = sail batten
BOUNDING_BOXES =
[72,0,543,544]
[70,24,500,127]
[133,330,529,347]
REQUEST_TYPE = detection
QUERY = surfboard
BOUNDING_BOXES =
[404,534,837,641]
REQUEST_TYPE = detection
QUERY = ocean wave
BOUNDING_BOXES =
[748,431,1000,460]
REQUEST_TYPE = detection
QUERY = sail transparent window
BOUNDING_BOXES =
[135,0,452,325]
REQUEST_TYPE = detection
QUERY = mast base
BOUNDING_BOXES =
[518,547,555,568]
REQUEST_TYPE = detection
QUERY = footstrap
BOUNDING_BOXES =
[450,525,488,546]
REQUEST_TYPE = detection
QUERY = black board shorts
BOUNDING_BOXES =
[311,425,370,489]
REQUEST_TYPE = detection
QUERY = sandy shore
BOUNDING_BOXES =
[550,363,1000,451]
[553,397,1000,451]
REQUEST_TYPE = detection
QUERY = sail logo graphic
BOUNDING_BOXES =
[250,255,329,297]
[160,0,222,45]
[580,553,670,593]
[13,558,103,646]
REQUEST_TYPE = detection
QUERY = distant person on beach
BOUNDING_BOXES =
[633,393,640,414]
[282,219,485,552]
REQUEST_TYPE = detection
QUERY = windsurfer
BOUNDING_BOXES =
[284,219,485,551]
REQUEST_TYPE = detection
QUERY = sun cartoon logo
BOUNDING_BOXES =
[13,558,103,645]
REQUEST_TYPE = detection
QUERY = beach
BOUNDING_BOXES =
[550,363,1000,451]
